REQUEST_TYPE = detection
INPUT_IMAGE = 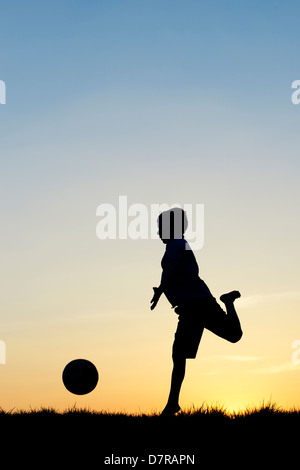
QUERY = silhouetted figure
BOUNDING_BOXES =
[150,208,243,416]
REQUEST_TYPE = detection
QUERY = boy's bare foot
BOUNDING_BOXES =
[160,403,181,417]
[220,291,241,305]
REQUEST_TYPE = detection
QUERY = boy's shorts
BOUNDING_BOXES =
[172,297,231,359]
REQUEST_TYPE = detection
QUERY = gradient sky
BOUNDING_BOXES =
[1,0,300,413]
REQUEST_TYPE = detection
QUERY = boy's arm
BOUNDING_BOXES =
[150,262,178,310]
[150,240,184,310]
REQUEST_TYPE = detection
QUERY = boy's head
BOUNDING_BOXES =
[157,207,188,243]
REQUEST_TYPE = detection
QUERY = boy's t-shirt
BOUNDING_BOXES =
[161,238,212,307]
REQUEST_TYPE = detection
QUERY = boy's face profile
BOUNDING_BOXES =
[157,213,173,244]
[157,226,169,244]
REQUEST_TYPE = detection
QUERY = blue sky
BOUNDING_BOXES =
[1,0,299,291]
[1,0,299,186]
[1,0,300,305]
[1,0,299,110]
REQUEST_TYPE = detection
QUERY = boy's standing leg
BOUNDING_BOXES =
[161,357,186,416]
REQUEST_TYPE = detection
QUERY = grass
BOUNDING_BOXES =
[1,402,299,466]
[2,399,299,419]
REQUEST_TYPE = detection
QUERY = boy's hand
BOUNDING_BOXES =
[150,287,162,310]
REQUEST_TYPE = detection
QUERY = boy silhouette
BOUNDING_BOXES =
[150,208,243,416]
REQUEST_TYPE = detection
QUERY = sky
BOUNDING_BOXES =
[1,0,300,414]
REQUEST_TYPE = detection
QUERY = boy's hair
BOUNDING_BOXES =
[158,207,188,240]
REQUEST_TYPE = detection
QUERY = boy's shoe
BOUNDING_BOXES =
[160,403,181,417]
